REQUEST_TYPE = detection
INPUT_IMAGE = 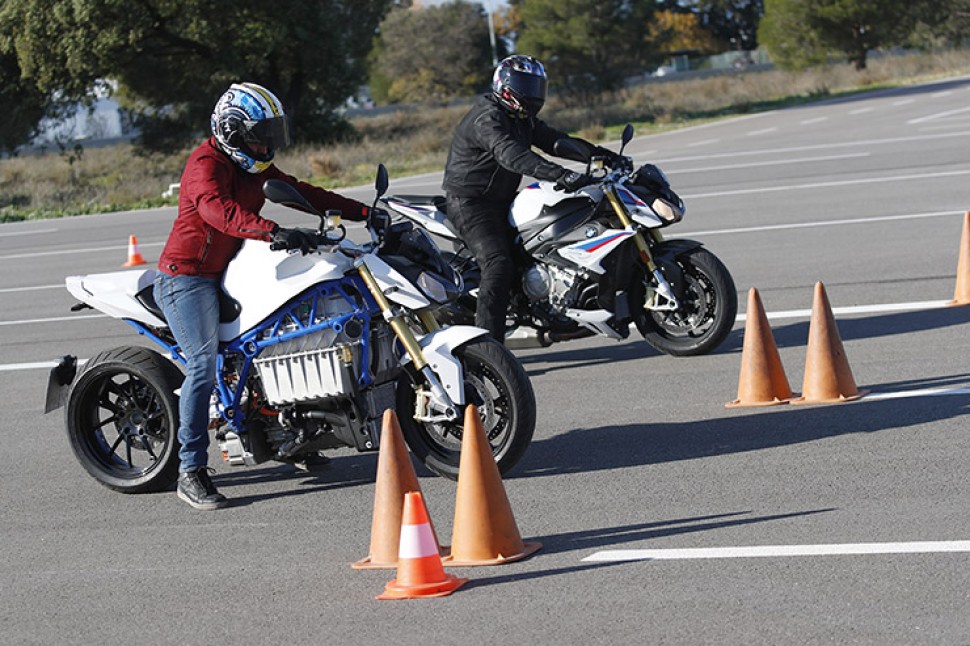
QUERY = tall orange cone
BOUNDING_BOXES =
[726,287,794,407]
[122,235,146,267]
[948,211,970,306]
[792,282,867,405]
[377,491,467,600]
[354,409,442,569]
[444,405,541,566]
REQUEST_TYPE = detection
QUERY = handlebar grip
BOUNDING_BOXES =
[269,242,287,251]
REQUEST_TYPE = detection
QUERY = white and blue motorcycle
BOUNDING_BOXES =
[45,165,535,491]
[383,125,737,356]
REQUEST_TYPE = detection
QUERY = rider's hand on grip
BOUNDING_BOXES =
[271,227,318,254]
[555,170,595,193]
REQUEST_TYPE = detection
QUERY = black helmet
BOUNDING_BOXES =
[492,55,548,118]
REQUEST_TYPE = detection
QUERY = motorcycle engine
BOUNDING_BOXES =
[522,262,582,313]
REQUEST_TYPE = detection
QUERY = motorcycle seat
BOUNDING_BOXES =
[135,284,241,324]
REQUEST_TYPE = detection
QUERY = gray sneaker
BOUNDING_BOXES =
[177,468,228,510]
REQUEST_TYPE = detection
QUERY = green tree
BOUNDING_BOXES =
[760,0,938,71]
[0,51,48,152]
[0,0,394,151]
[371,2,497,105]
[515,0,655,101]
[656,1,764,51]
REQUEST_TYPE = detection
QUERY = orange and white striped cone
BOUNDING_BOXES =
[122,235,147,267]
[377,492,467,600]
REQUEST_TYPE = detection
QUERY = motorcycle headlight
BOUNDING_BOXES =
[417,271,460,304]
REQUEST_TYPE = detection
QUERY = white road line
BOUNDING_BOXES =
[687,138,720,147]
[0,360,78,372]
[746,127,777,136]
[0,241,163,260]
[893,99,915,106]
[0,314,106,326]
[0,228,58,238]
[681,209,962,237]
[866,387,970,400]
[737,299,951,322]
[799,117,827,125]
[908,106,970,124]
[0,284,62,293]
[582,540,970,562]
[654,131,970,164]
[849,108,874,115]
[684,169,970,200]
[671,152,869,175]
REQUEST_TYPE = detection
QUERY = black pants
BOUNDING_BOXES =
[446,195,515,342]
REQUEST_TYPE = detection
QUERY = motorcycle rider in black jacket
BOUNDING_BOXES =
[442,55,617,342]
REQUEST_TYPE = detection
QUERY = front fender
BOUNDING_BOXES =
[652,238,704,263]
[402,325,489,406]
[650,238,704,302]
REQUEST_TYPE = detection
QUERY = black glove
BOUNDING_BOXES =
[271,227,317,253]
[555,170,595,193]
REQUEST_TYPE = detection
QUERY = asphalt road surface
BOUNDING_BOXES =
[3,76,970,645]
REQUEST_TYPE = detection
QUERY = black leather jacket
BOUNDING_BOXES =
[442,94,571,203]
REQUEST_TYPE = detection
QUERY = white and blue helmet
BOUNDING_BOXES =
[210,82,291,173]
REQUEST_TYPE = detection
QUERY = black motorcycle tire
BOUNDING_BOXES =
[631,246,738,357]
[396,337,535,480]
[65,346,183,493]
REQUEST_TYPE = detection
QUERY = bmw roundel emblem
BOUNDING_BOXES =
[585,227,598,238]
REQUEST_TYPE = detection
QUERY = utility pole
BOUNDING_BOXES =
[485,0,498,66]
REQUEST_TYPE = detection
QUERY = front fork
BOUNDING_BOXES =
[355,262,459,424]
[604,185,680,311]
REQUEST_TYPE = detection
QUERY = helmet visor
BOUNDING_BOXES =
[241,115,291,150]
[507,71,548,103]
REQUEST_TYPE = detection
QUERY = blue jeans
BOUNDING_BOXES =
[154,273,220,473]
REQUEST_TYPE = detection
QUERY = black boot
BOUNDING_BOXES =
[177,468,228,510]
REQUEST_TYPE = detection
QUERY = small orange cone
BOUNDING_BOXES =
[948,211,970,306]
[792,282,867,405]
[443,405,541,566]
[354,409,443,569]
[726,287,794,407]
[377,491,467,600]
[122,235,147,267]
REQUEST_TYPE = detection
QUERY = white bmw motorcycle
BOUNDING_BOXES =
[383,124,737,356]
[45,165,535,491]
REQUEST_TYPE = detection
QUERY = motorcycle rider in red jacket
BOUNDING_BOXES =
[154,82,368,509]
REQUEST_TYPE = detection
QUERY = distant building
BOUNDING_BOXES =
[30,97,129,147]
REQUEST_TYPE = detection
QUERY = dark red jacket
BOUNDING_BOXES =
[158,137,367,278]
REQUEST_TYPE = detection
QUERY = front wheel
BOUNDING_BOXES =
[396,338,535,480]
[631,246,738,357]
[65,346,183,493]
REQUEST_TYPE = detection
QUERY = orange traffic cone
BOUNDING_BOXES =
[792,282,867,405]
[354,409,443,569]
[122,235,146,267]
[726,287,795,407]
[443,405,541,566]
[948,211,970,306]
[377,491,467,600]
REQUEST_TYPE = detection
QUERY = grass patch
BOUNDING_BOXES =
[4,49,970,223]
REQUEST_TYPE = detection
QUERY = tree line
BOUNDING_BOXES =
[1,0,967,154]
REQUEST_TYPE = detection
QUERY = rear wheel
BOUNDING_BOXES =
[65,346,183,493]
[632,247,737,356]
[397,338,535,480]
